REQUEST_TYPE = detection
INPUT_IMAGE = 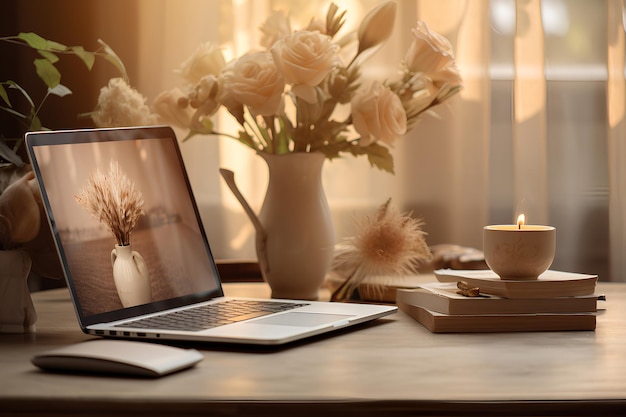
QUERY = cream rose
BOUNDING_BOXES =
[351,81,407,147]
[404,21,456,75]
[178,42,226,85]
[152,88,194,128]
[271,30,339,103]
[260,10,292,48]
[185,74,222,125]
[219,51,285,116]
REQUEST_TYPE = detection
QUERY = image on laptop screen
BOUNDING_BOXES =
[30,131,220,318]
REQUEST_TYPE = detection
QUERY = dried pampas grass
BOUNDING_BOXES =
[74,160,144,246]
[331,199,432,302]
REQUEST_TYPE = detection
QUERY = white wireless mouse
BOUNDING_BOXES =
[31,339,203,378]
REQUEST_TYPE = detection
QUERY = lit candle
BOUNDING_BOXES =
[483,215,556,280]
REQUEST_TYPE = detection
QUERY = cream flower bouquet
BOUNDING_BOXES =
[152,1,462,174]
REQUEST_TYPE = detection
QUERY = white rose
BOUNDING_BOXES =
[152,88,193,128]
[91,77,158,128]
[185,75,222,123]
[404,21,456,75]
[271,30,339,103]
[260,10,292,48]
[191,75,220,105]
[220,51,285,116]
[178,42,226,85]
[351,81,407,147]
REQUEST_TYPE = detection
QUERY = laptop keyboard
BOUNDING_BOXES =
[114,299,310,332]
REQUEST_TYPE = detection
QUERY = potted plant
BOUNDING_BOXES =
[0,32,125,332]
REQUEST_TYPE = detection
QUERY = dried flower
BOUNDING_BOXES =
[330,198,432,302]
[74,160,144,246]
[91,77,158,128]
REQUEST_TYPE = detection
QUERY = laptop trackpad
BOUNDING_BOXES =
[250,312,353,327]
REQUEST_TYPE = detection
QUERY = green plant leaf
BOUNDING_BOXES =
[17,32,48,49]
[7,81,35,108]
[0,84,10,106]
[34,58,61,88]
[71,46,95,70]
[0,105,28,119]
[48,84,72,97]
[47,40,67,51]
[201,117,214,132]
[97,39,127,79]
[363,143,394,174]
[274,116,291,154]
[38,49,59,63]
[237,130,256,149]
[0,140,24,166]
[29,112,43,131]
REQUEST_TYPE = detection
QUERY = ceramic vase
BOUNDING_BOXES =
[257,152,335,300]
[110,244,151,308]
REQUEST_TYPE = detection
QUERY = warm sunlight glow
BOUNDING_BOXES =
[514,0,545,122]
[608,5,625,128]
[455,0,488,101]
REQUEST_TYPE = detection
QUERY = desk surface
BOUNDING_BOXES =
[1,280,626,417]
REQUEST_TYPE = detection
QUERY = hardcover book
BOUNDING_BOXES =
[434,269,597,299]
[397,300,597,333]
[396,282,599,315]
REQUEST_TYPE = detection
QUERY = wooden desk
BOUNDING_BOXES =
[1,281,625,417]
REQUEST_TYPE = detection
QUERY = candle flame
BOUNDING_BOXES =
[517,214,526,229]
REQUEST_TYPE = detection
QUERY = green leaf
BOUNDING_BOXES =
[47,40,67,51]
[17,32,48,49]
[0,140,24,166]
[77,111,94,120]
[0,84,10,106]
[7,81,35,108]
[0,105,28,119]
[38,49,59,63]
[71,46,95,70]
[237,130,257,149]
[29,112,43,131]
[48,83,72,97]
[201,117,214,132]
[34,58,61,88]
[97,39,127,79]
[363,143,395,174]
[274,116,291,154]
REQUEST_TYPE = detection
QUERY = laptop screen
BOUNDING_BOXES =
[26,126,223,326]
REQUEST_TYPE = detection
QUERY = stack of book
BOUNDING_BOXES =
[396,269,600,333]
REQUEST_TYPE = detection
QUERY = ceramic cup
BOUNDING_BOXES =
[483,225,556,280]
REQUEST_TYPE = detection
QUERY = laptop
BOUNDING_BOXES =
[25,126,396,345]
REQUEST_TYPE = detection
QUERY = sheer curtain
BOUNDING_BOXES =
[131,0,624,281]
[608,0,626,282]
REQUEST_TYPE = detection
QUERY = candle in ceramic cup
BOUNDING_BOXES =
[483,214,556,280]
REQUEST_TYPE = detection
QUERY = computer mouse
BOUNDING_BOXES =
[31,339,203,378]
